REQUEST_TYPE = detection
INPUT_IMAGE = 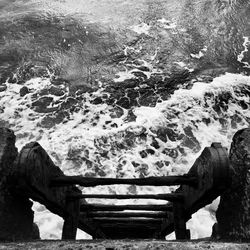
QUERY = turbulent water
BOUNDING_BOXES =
[0,0,250,240]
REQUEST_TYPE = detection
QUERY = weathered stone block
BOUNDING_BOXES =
[215,128,250,240]
[0,127,35,241]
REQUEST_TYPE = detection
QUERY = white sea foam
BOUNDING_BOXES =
[237,36,250,68]
[190,46,207,59]
[130,23,151,35]
[1,72,249,239]
[174,61,194,72]
[135,72,250,149]
[157,18,177,30]
[114,71,136,83]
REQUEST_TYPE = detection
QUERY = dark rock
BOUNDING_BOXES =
[32,96,54,113]
[146,148,155,155]
[215,128,250,241]
[156,128,168,143]
[163,70,191,89]
[0,127,34,241]
[138,93,158,107]
[238,100,248,110]
[181,136,200,151]
[139,131,147,141]
[32,223,40,239]
[110,106,124,118]
[101,93,109,99]
[20,86,30,97]
[162,148,178,158]
[240,86,250,97]
[39,112,66,129]
[0,119,9,127]
[8,74,17,84]
[83,109,90,115]
[91,97,103,105]
[138,163,149,178]
[211,223,219,239]
[70,85,93,96]
[217,92,232,105]
[143,77,160,88]
[132,71,147,79]
[99,151,109,158]
[202,118,211,125]
[212,104,221,114]
[16,79,26,85]
[106,97,116,105]
[131,161,140,168]
[0,84,7,92]
[157,127,180,143]
[110,123,118,128]
[181,126,201,152]
[60,97,78,110]
[0,74,8,84]
[158,89,171,101]
[178,147,186,155]
[155,161,165,169]
[138,87,153,95]
[0,128,17,177]
[139,150,147,158]
[124,110,137,122]
[151,138,160,149]
[48,86,65,96]
[94,166,106,177]
[51,77,69,86]
[137,66,150,72]
[230,114,242,129]
[121,78,139,89]
[39,115,60,129]
[127,89,139,103]
[116,97,130,109]
[14,64,48,84]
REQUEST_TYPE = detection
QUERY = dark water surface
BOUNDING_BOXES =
[0,0,250,239]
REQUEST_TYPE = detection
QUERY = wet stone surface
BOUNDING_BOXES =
[0,240,249,250]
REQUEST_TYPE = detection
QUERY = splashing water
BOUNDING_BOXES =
[0,0,250,240]
[237,36,250,68]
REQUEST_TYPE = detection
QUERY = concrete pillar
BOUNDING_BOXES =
[215,128,250,240]
[0,127,36,241]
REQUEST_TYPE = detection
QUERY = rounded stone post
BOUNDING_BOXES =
[215,128,250,240]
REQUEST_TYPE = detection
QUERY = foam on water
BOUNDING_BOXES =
[1,71,250,239]
[135,73,249,135]
[157,18,177,30]
[190,46,207,59]
[237,36,250,68]
[131,23,151,35]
